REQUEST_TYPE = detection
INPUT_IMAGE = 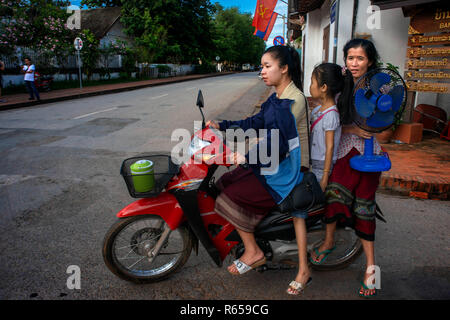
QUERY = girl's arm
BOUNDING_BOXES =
[321,130,335,191]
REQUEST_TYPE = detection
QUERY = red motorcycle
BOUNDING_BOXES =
[102,91,363,283]
[34,72,53,92]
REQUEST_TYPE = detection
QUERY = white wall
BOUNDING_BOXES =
[354,0,410,75]
[335,0,354,65]
[303,1,332,96]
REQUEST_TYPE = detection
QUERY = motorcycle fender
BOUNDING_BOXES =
[116,192,184,230]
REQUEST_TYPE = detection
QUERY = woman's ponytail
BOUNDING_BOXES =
[337,70,354,125]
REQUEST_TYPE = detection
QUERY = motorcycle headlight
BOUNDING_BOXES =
[188,135,212,158]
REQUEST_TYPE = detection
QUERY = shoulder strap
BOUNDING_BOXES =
[310,108,338,132]
[302,94,312,167]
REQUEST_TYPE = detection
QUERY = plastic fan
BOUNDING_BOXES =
[350,68,407,172]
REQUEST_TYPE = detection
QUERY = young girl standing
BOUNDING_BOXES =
[309,63,343,190]
[287,63,343,295]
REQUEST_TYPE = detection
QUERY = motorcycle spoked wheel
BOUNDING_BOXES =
[307,225,363,271]
[102,215,193,283]
[232,226,362,272]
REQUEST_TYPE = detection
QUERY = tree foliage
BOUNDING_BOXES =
[212,4,265,65]
[0,0,74,59]
[81,0,265,65]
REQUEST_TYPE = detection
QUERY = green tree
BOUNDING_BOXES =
[0,0,75,67]
[80,0,265,67]
[78,29,100,80]
[211,4,265,66]
[82,0,215,64]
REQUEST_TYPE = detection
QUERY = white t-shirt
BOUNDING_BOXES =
[23,64,35,81]
[310,105,341,162]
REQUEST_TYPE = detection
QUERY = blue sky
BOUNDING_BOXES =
[68,0,287,46]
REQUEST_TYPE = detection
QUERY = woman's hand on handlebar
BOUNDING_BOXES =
[205,120,220,129]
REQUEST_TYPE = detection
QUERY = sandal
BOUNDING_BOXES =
[309,246,336,265]
[286,277,312,295]
[358,281,378,298]
[228,257,266,275]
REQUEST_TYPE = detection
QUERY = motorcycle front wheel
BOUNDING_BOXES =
[102,215,193,283]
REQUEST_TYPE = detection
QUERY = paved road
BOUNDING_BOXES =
[0,72,448,301]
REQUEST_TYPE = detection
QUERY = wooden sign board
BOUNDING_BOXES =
[404,70,450,81]
[405,58,450,69]
[408,33,450,46]
[407,46,450,58]
[406,81,450,93]
[409,6,450,34]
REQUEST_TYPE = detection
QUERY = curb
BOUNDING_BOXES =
[379,174,449,200]
[0,72,236,111]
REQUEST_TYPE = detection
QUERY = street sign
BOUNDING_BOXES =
[74,37,83,51]
[330,0,337,23]
[273,36,285,46]
[74,37,83,89]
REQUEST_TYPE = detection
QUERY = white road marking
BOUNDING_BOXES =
[151,94,169,100]
[72,107,118,120]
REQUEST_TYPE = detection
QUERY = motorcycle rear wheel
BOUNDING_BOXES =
[308,225,363,271]
[102,215,193,283]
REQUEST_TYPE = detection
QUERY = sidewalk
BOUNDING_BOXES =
[379,134,450,200]
[0,72,234,110]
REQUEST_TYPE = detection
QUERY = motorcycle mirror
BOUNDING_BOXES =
[196,90,204,109]
[196,90,206,129]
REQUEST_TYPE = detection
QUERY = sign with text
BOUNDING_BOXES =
[405,4,450,94]
[406,81,450,93]
[407,46,450,58]
[408,33,450,46]
[409,7,450,34]
[404,70,450,81]
[405,58,450,70]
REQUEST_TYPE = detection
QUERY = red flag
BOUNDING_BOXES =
[252,0,278,32]
[254,11,278,41]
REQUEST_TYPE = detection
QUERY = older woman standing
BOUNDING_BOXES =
[310,38,383,298]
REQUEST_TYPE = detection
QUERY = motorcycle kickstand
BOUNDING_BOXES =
[147,224,172,263]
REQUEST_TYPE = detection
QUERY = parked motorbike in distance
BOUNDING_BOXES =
[34,72,53,92]
[102,90,363,283]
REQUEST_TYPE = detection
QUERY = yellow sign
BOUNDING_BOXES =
[406,81,450,93]
[404,70,450,81]
[407,47,450,58]
[406,58,450,69]
[408,33,450,46]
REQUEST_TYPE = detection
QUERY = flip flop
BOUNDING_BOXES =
[358,281,378,298]
[309,246,336,265]
[286,277,312,295]
[228,257,267,275]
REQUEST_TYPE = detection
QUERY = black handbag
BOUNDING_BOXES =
[278,171,325,213]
